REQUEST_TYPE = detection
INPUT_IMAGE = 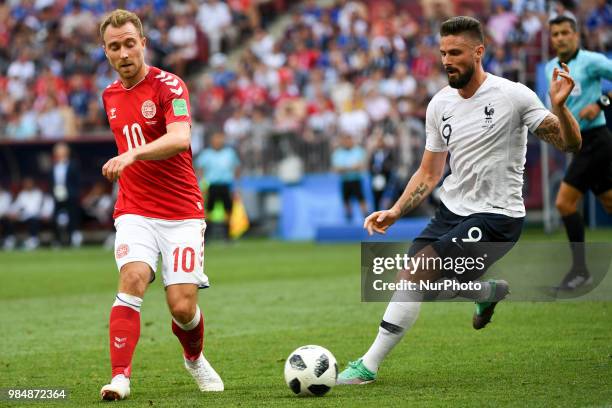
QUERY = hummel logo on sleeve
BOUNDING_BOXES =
[155,71,184,96]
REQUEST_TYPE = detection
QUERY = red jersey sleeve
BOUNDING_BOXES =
[158,73,192,127]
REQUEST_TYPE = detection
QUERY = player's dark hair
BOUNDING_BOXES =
[549,15,578,32]
[99,9,144,42]
[440,16,484,44]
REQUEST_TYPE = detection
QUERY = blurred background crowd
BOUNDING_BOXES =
[0,0,610,247]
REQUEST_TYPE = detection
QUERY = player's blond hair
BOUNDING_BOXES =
[99,9,144,43]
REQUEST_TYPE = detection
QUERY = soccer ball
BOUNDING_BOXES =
[284,345,338,397]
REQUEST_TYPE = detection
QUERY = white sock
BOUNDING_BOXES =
[361,300,421,373]
[111,374,129,383]
[172,305,201,331]
[113,293,143,312]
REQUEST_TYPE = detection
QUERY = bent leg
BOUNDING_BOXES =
[167,283,203,361]
[597,188,612,214]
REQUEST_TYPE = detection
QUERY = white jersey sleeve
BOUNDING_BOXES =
[512,83,549,133]
[425,98,448,152]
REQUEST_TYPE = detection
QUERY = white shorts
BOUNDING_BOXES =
[114,214,209,288]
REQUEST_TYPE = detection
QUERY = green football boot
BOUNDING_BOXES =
[337,359,377,385]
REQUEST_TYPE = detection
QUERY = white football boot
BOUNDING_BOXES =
[100,374,131,401]
[184,353,224,392]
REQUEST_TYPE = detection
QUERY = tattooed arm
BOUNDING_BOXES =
[364,150,447,235]
[534,113,581,153]
[535,63,581,153]
[392,149,447,216]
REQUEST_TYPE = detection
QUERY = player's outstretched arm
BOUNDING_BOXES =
[535,63,581,153]
[364,150,447,235]
[102,122,191,182]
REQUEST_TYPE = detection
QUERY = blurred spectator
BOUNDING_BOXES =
[332,134,367,222]
[0,184,12,249]
[149,19,174,72]
[228,0,260,33]
[67,74,94,132]
[224,107,252,149]
[197,0,234,55]
[5,99,37,140]
[586,0,612,51]
[210,53,236,87]
[364,87,391,125]
[37,95,66,139]
[249,107,274,173]
[381,64,417,99]
[337,98,369,142]
[82,181,113,224]
[250,28,275,61]
[194,132,241,241]
[488,2,520,46]
[4,177,44,250]
[49,142,81,247]
[165,12,198,77]
[60,1,97,38]
[7,49,35,83]
[486,46,521,81]
[368,128,396,211]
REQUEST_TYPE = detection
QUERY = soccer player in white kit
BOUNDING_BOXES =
[338,16,582,385]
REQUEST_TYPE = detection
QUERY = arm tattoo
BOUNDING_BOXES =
[533,115,566,151]
[400,182,428,216]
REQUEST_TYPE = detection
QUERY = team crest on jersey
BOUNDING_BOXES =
[116,243,129,259]
[109,108,117,120]
[141,100,156,119]
[482,103,495,129]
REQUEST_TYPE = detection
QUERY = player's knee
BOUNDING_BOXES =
[555,198,577,216]
[119,266,150,296]
[169,300,197,324]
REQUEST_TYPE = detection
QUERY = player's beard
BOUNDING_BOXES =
[117,59,141,80]
[447,63,475,89]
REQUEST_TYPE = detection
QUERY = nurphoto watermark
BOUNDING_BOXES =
[361,242,612,302]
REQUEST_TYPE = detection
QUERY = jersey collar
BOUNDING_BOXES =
[120,65,151,91]
[558,49,580,66]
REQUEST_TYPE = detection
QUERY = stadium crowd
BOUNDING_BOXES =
[0,0,280,139]
[0,0,610,247]
[193,0,610,181]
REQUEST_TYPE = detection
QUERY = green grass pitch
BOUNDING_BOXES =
[0,228,611,407]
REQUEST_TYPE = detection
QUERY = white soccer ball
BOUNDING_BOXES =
[284,345,338,397]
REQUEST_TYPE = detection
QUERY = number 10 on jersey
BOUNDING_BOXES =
[123,123,146,150]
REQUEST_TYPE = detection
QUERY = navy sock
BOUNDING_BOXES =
[561,212,586,270]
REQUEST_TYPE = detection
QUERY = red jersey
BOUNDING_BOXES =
[102,66,204,220]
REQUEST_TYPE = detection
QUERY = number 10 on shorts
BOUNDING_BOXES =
[173,247,195,273]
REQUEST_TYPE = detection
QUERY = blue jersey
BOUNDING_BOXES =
[332,146,366,181]
[194,147,240,185]
[545,49,612,131]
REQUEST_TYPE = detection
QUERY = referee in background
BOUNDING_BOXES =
[546,15,612,291]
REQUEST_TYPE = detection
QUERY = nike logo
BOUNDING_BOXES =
[442,114,453,121]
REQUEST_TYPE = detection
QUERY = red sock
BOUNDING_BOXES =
[172,311,204,361]
[109,305,141,378]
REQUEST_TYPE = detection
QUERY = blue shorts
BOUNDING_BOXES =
[408,203,524,282]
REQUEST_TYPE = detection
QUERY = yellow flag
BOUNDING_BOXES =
[229,197,249,239]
